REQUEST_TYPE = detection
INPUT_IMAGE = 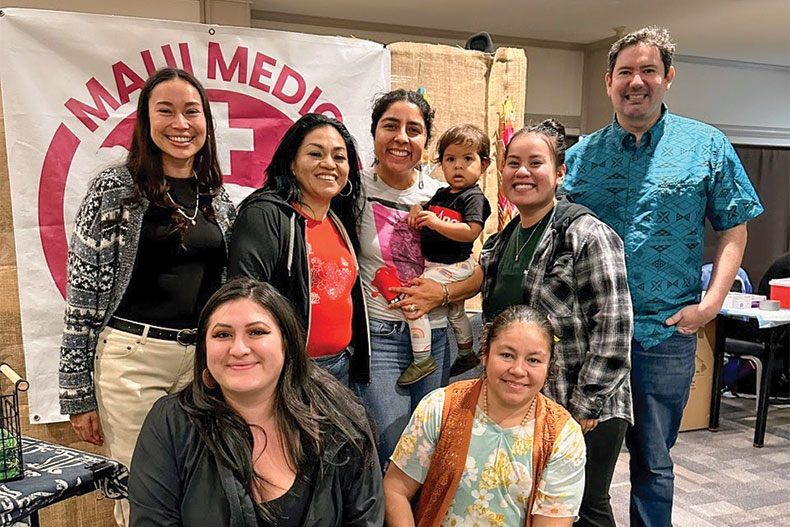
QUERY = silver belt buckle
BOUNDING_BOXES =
[176,329,197,346]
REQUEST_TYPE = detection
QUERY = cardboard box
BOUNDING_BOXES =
[679,320,716,432]
[722,292,766,309]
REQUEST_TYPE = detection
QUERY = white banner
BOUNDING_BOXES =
[0,8,390,423]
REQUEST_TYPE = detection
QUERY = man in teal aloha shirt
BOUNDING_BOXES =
[563,27,763,527]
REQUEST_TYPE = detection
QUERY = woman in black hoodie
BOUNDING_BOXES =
[227,114,369,387]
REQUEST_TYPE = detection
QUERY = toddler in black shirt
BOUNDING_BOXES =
[399,124,492,386]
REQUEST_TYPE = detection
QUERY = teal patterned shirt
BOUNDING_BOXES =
[564,106,763,349]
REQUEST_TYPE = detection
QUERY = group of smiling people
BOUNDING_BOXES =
[59,63,632,527]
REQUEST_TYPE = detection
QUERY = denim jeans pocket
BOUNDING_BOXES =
[369,319,402,338]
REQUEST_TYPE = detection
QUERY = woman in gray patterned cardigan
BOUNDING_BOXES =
[58,68,235,527]
[479,120,633,527]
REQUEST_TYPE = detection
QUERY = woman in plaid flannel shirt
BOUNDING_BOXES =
[479,119,633,527]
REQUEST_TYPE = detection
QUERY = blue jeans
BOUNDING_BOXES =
[312,348,350,386]
[626,332,696,527]
[353,319,449,469]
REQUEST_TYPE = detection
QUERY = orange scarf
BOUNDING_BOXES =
[415,379,571,527]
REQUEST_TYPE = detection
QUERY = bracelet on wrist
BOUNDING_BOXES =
[441,283,450,307]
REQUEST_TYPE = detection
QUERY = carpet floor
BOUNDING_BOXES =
[609,396,790,527]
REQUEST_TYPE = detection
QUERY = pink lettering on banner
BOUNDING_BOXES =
[160,43,193,71]
[64,78,121,132]
[113,61,146,105]
[272,65,305,104]
[178,43,194,73]
[141,49,157,76]
[205,42,343,120]
[140,43,194,76]
[249,52,277,92]
[299,87,322,116]
[43,40,351,297]
[64,42,196,132]
[207,42,248,83]
[312,102,342,121]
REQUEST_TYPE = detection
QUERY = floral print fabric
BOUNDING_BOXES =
[391,388,586,526]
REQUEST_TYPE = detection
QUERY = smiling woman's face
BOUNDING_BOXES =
[373,101,427,182]
[205,298,285,404]
[502,133,564,214]
[482,321,551,413]
[290,125,350,210]
[147,78,207,174]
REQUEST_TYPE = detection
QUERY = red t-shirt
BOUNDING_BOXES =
[297,208,357,358]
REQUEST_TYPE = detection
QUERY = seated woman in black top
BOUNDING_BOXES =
[128,278,383,527]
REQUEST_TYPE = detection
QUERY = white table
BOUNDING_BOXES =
[718,306,790,328]
[710,307,790,446]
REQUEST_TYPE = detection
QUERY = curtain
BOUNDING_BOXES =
[703,145,790,286]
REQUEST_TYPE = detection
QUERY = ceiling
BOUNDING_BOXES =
[252,0,790,67]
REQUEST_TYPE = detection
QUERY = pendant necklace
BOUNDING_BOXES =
[514,216,542,262]
[514,207,557,262]
[482,379,538,427]
[166,173,198,226]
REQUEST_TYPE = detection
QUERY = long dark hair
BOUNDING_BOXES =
[127,67,222,227]
[257,113,363,250]
[180,278,374,521]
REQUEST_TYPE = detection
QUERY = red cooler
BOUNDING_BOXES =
[769,278,790,309]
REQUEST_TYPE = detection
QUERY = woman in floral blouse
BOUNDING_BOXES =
[383,305,586,527]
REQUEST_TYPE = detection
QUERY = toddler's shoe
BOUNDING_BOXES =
[449,353,480,377]
[397,356,438,387]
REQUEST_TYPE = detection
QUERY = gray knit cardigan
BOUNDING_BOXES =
[58,166,235,415]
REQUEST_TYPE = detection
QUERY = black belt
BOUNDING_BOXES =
[108,317,197,346]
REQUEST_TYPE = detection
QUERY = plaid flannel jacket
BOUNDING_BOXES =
[481,197,634,422]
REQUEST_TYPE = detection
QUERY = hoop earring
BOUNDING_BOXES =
[201,368,217,390]
[339,180,353,197]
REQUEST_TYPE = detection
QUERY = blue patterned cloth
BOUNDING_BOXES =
[0,437,127,526]
[564,106,763,349]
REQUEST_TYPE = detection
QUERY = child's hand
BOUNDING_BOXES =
[413,210,440,231]
[408,204,423,229]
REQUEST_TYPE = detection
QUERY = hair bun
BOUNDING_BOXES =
[540,119,566,138]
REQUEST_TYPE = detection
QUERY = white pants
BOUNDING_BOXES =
[94,325,194,527]
[408,256,476,355]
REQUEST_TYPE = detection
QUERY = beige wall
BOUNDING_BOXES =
[252,17,586,134]
[580,40,615,134]
[9,0,202,21]
[7,0,252,26]
[253,14,790,145]
[667,57,790,146]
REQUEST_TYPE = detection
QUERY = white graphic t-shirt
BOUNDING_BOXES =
[358,169,449,328]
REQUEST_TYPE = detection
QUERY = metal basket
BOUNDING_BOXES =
[0,363,28,483]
